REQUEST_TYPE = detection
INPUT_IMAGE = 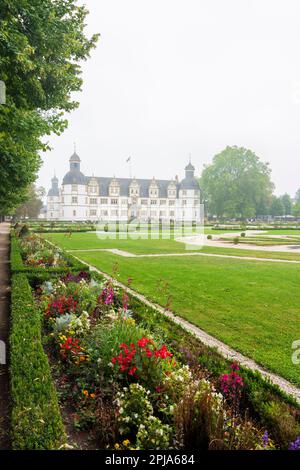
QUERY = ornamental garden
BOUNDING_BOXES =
[7,223,300,450]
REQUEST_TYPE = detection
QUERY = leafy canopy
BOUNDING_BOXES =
[0,0,99,214]
[200,146,274,219]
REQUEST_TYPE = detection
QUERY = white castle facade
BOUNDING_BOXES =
[47,152,201,223]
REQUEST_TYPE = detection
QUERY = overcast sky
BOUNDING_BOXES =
[38,0,300,196]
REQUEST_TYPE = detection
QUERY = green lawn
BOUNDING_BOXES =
[44,232,300,261]
[70,250,300,387]
[45,232,300,387]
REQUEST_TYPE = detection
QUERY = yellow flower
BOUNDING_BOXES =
[122,439,130,447]
[83,390,89,397]
[90,393,96,399]
[114,443,120,450]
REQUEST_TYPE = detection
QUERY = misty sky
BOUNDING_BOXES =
[38,0,300,197]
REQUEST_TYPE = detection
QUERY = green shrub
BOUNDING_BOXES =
[10,274,66,449]
[241,232,246,237]
[207,234,212,240]
[233,237,240,244]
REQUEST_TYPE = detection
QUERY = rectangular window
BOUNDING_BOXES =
[71,184,78,192]
[90,198,98,205]
[72,196,78,204]
[141,199,148,205]
[170,210,175,216]
[150,200,157,205]
[182,190,187,196]
[182,200,187,205]
[61,197,64,203]
[100,198,108,204]
[101,210,108,216]
[169,200,175,206]
[73,210,76,217]
[90,210,97,216]
[160,211,166,216]
[160,200,166,205]
[111,209,119,216]
[121,210,128,216]
[111,199,118,205]
[121,199,127,205]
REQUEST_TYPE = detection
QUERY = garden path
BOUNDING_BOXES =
[67,248,300,264]
[0,222,10,449]
[70,253,300,405]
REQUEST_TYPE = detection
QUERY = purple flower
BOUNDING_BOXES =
[262,431,269,448]
[289,436,300,451]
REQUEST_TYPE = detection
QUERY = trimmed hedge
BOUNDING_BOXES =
[10,233,89,275]
[10,273,66,449]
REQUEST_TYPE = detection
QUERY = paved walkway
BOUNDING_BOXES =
[67,248,300,264]
[177,230,300,253]
[71,253,300,404]
[0,223,10,449]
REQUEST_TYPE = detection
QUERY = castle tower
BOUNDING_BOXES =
[61,150,88,220]
[46,174,61,220]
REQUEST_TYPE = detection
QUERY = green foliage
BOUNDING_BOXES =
[279,194,293,216]
[270,196,285,217]
[0,0,99,214]
[10,273,66,449]
[86,318,148,376]
[14,185,45,219]
[200,146,274,219]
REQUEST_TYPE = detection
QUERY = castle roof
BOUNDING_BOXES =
[86,176,178,198]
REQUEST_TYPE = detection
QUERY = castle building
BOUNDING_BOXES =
[46,152,201,223]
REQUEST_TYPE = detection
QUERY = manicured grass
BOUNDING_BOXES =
[42,232,194,253]
[44,232,300,261]
[201,245,300,261]
[54,245,300,388]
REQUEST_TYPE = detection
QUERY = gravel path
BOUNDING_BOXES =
[67,248,300,264]
[71,253,300,404]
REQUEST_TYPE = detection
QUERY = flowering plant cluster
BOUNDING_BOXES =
[111,337,176,386]
[59,335,87,364]
[45,295,79,319]
[20,235,67,268]
[34,270,298,451]
[220,362,244,401]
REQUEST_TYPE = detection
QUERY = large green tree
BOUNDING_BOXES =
[200,146,274,219]
[0,0,99,214]
[270,196,285,217]
[279,193,293,216]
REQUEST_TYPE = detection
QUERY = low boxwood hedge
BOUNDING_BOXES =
[10,273,66,449]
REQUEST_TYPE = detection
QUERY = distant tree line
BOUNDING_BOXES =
[200,146,300,220]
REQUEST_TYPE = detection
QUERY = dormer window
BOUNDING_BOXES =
[88,178,99,195]
[149,179,159,198]
[168,181,177,198]
[109,178,120,197]
[129,179,140,197]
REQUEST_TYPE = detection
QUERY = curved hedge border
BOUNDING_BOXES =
[10,273,66,449]
[10,233,89,275]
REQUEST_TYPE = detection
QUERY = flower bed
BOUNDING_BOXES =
[28,271,300,450]
[10,232,88,274]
